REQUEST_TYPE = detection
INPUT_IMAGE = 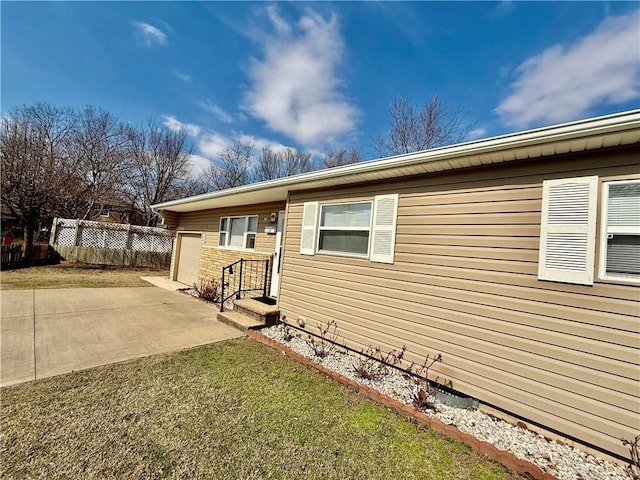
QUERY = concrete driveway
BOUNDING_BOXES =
[0,287,243,387]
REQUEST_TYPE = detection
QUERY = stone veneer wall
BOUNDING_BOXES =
[198,246,273,293]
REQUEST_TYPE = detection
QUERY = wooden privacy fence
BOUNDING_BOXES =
[1,244,59,269]
[1,244,23,268]
[50,218,174,268]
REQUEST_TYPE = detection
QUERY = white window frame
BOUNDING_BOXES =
[218,215,258,250]
[218,217,229,246]
[317,201,373,258]
[598,179,640,284]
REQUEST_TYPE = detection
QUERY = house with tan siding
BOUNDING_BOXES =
[152,111,640,461]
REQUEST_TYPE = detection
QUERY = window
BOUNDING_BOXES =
[318,202,372,256]
[218,215,258,249]
[219,218,228,246]
[538,175,640,286]
[300,194,399,263]
[599,179,640,283]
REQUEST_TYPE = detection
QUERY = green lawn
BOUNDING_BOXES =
[0,339,516,480]
[0,262,168,290]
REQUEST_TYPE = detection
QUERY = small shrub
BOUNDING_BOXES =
[281,322,296,342]
[407,353,443,411]
[193,279,221,303]
[306,320,339,358]
[622,434,640,480]
[353,345,406,381]
[412,388,436,411]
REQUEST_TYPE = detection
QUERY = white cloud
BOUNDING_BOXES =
[175,71,192,83]
[496,11,640,128]
[162,115,201,137]
[161,112,289,162]
[237,134,291,152]
[468,128,487,140]
[196,131,294,160]
[197,132,232,158]
[187,154,212,178]
[133,21,168,46]
[490,1,514,19]
[200,100,234,123]
[243,7,359,145]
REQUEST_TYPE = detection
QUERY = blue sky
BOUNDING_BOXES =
[3,2,639,174]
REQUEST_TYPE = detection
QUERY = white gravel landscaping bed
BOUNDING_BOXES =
[260,324,632,480]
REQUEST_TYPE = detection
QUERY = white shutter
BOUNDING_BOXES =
[538,176,598,285]
[300,202,318,255]
[370,194,399,264]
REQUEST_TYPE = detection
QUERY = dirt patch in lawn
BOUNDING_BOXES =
[0,262,168,290]
[0,339,517,480]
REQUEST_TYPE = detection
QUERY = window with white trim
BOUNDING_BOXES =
[218,215,258,249]
[599,179,640,283]
[318,202,372,256]
[299,194,399,263]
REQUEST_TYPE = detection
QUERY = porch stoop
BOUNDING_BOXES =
[217,298,280,332]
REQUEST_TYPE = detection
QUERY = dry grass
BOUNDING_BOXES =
[0,339,516,480]
[0,262,168,290]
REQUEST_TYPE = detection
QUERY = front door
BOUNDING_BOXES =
[270,210,285,297]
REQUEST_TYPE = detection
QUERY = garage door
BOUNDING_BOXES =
[176,233,202,286]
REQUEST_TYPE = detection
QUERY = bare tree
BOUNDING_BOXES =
[253,146,315,181]
[1,103,78,254]
[322,146,363,168]
[1,104,201,239]
[279,147,314,177]
[70,106,130,220]
[125,120,193,225]
[205,140,254,190]
[175,177,211,197]
[373,96,472,156]
[253,146,279,182]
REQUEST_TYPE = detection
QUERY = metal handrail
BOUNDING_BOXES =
[220,258,270,312]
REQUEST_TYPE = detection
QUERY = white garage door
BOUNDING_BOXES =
[176,233,202,286]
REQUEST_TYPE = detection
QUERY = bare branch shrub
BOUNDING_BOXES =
[622,434,640,480]
[407,353,443,411]
[193,279,221,303]
[306,320,339,358]
[353,345,406,381]
[280,322,296,342]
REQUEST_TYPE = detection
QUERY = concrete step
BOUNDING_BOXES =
[233,298,280,326]
[217,310,263,332]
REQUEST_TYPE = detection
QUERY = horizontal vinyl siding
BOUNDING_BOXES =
[176,201,286,253]
[278,147,640,459]
[161,210,179,226]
